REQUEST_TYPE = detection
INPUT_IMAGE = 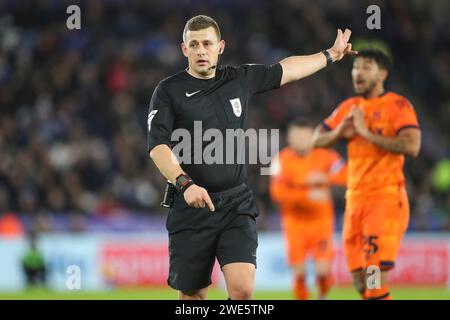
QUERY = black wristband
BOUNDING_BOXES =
[322,50,333,66]
[175,173,195,193]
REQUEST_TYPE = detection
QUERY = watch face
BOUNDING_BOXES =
[177,175,189,186]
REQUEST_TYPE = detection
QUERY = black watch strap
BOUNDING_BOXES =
[175,173,194,193]
[322,50,333,66]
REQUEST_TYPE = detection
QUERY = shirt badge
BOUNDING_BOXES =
[229,98,242,117]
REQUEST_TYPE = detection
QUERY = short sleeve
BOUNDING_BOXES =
[323,101,351,131]
[147,83,175,152]
[239,63,283,95]
[392,98,420,134]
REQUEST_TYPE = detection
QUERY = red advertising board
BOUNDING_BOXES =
[100,242,222,287]
[100,236,449,287]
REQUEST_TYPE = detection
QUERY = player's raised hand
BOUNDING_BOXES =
[183,184,215,212]
[328,29,358,62]
[336,114,356,139]
[351,107,370,137]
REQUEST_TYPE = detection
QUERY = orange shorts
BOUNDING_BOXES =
[343,193,409,272]
[283,223,334,266]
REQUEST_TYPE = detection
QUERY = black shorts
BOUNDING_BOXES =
[166,183,259,291]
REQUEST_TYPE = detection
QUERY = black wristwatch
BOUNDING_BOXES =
[175,173,195,193]
[322,50,334,66]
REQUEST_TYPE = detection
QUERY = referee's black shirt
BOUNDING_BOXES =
[147,63,283,192]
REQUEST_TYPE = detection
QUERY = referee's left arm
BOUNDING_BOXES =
[279,29,357,86]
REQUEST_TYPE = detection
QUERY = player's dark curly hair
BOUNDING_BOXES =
[355,48,393,71]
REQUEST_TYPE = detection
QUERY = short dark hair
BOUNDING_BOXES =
[355,48,393,71]
[183,15,221,42]
[288,117,316,130]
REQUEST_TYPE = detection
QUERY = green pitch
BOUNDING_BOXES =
[1,286,449,300]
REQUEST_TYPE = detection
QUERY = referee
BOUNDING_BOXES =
[147,15,355,300]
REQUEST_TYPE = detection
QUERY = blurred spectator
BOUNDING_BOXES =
[21,232,47,288]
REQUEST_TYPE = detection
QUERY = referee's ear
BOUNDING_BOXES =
[181,42,189,58]
[218,40,225,55]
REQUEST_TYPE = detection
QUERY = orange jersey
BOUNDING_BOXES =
[323,92,419,206]
[270,147,346,226]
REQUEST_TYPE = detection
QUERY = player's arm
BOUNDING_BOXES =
[355,127,421,158]
[352,108,421,158]
[279,29,357,86]
[270,178,311,205]
[312,123,341,148]
[312,114,355,148]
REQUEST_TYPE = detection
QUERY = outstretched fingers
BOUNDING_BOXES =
[343,28,352,43]
[336,29,343,42]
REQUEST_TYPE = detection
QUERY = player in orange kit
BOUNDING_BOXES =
[270,118,346,300]
[312,48,421,300]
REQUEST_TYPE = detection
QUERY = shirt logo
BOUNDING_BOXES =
[372,110,381,120]
[185,90,201,97]
[147,110,158,132]
[229,98,242,117]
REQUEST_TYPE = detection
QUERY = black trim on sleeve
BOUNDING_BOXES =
[322,122,332,131]
[396,125,419,135]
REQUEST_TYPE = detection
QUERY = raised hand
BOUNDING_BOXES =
[336,114,356,139]
[328,29,358,62]
[351,107,370,137]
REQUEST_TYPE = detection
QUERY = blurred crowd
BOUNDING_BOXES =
[0,0,448,232]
